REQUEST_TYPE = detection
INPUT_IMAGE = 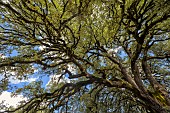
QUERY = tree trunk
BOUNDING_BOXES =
[141,94,169,113]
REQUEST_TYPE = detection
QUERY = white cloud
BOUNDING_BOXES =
[0,72,37,84]
[67,64,77,75]
[46,64,78,88]
[9,77,37,84]
[107,46,122,57]
[0,91,27,111]
[46,74,70,87]
[0,66,38,84]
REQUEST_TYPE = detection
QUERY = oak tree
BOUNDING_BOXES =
[0,0,170,112]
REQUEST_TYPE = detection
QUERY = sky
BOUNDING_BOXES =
[0,45,122,111]
[0,91,27,112]
[0,54,78,111]
[0,2,123,109]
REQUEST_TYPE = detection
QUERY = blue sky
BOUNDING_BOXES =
[0,3,124,109]
[0,47,77,111]
[0,46,123,111]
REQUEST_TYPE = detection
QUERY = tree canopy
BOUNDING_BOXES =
[0,0,170,112]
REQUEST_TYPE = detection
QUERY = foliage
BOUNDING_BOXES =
[0,0,170,112]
